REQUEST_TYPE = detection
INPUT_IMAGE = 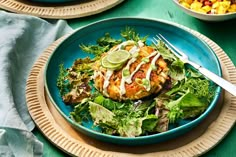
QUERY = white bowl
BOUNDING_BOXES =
[173,0,236,21]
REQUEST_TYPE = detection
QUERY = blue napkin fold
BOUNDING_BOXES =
[0,10,72,157]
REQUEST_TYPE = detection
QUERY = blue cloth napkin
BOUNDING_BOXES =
[0,10,72,157]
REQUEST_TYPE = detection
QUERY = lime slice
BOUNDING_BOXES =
[107,50,130,64]
[101,56,122,70]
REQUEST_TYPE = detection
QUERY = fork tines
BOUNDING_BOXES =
[153,34,186,59]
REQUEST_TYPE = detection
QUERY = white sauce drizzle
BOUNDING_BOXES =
[120,57,137,96]
[93,70,102,80]
[129,45,139,55]
[127,51,158,83]
[145,53,161,91]
[138,40,144,47]
[119,78,126,96]
[102,70,113,96]
[119,50,159,96]
[126,62,145,84]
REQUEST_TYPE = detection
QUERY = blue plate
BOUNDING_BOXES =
[45,17,222,145]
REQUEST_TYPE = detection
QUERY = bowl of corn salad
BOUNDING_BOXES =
[173,0,236,21]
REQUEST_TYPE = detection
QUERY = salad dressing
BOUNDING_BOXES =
[103,69,113,96]
[119,50,160,96]
[129,45,139,55]
[93,70,102,80]
[119,42,143,96]
[129,51,158,81]
[138,40,144,47]
[145,53,161,91]
[120,57,137,96]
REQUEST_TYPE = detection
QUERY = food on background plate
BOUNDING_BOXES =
[179,0,236,14]
[57,27,216,137]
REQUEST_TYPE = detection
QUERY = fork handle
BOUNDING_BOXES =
[198,66,236,96]
[187,60,236,96]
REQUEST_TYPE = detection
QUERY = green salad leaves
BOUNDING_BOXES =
[156,69,214,123]
[71,94,158,137]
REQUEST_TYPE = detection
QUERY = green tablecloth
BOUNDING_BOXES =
[33,0,236,156]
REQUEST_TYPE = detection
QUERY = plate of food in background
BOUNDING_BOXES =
[173,0,236,21]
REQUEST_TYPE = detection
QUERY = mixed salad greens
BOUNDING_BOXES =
[57,27,216,137]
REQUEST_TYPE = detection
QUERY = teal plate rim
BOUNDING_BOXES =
[44,17,222,145]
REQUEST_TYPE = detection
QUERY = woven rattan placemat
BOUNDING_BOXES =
[0,0,124,19]
[26,24,236,157]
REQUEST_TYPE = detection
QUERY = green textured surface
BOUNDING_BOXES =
[34,0,236,156]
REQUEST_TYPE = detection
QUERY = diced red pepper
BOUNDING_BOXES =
[204,1,212,6]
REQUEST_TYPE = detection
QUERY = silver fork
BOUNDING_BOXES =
[153,34,236,96]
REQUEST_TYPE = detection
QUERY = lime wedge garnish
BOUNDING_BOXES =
[101,56,122,70]
[107,50,130,64]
